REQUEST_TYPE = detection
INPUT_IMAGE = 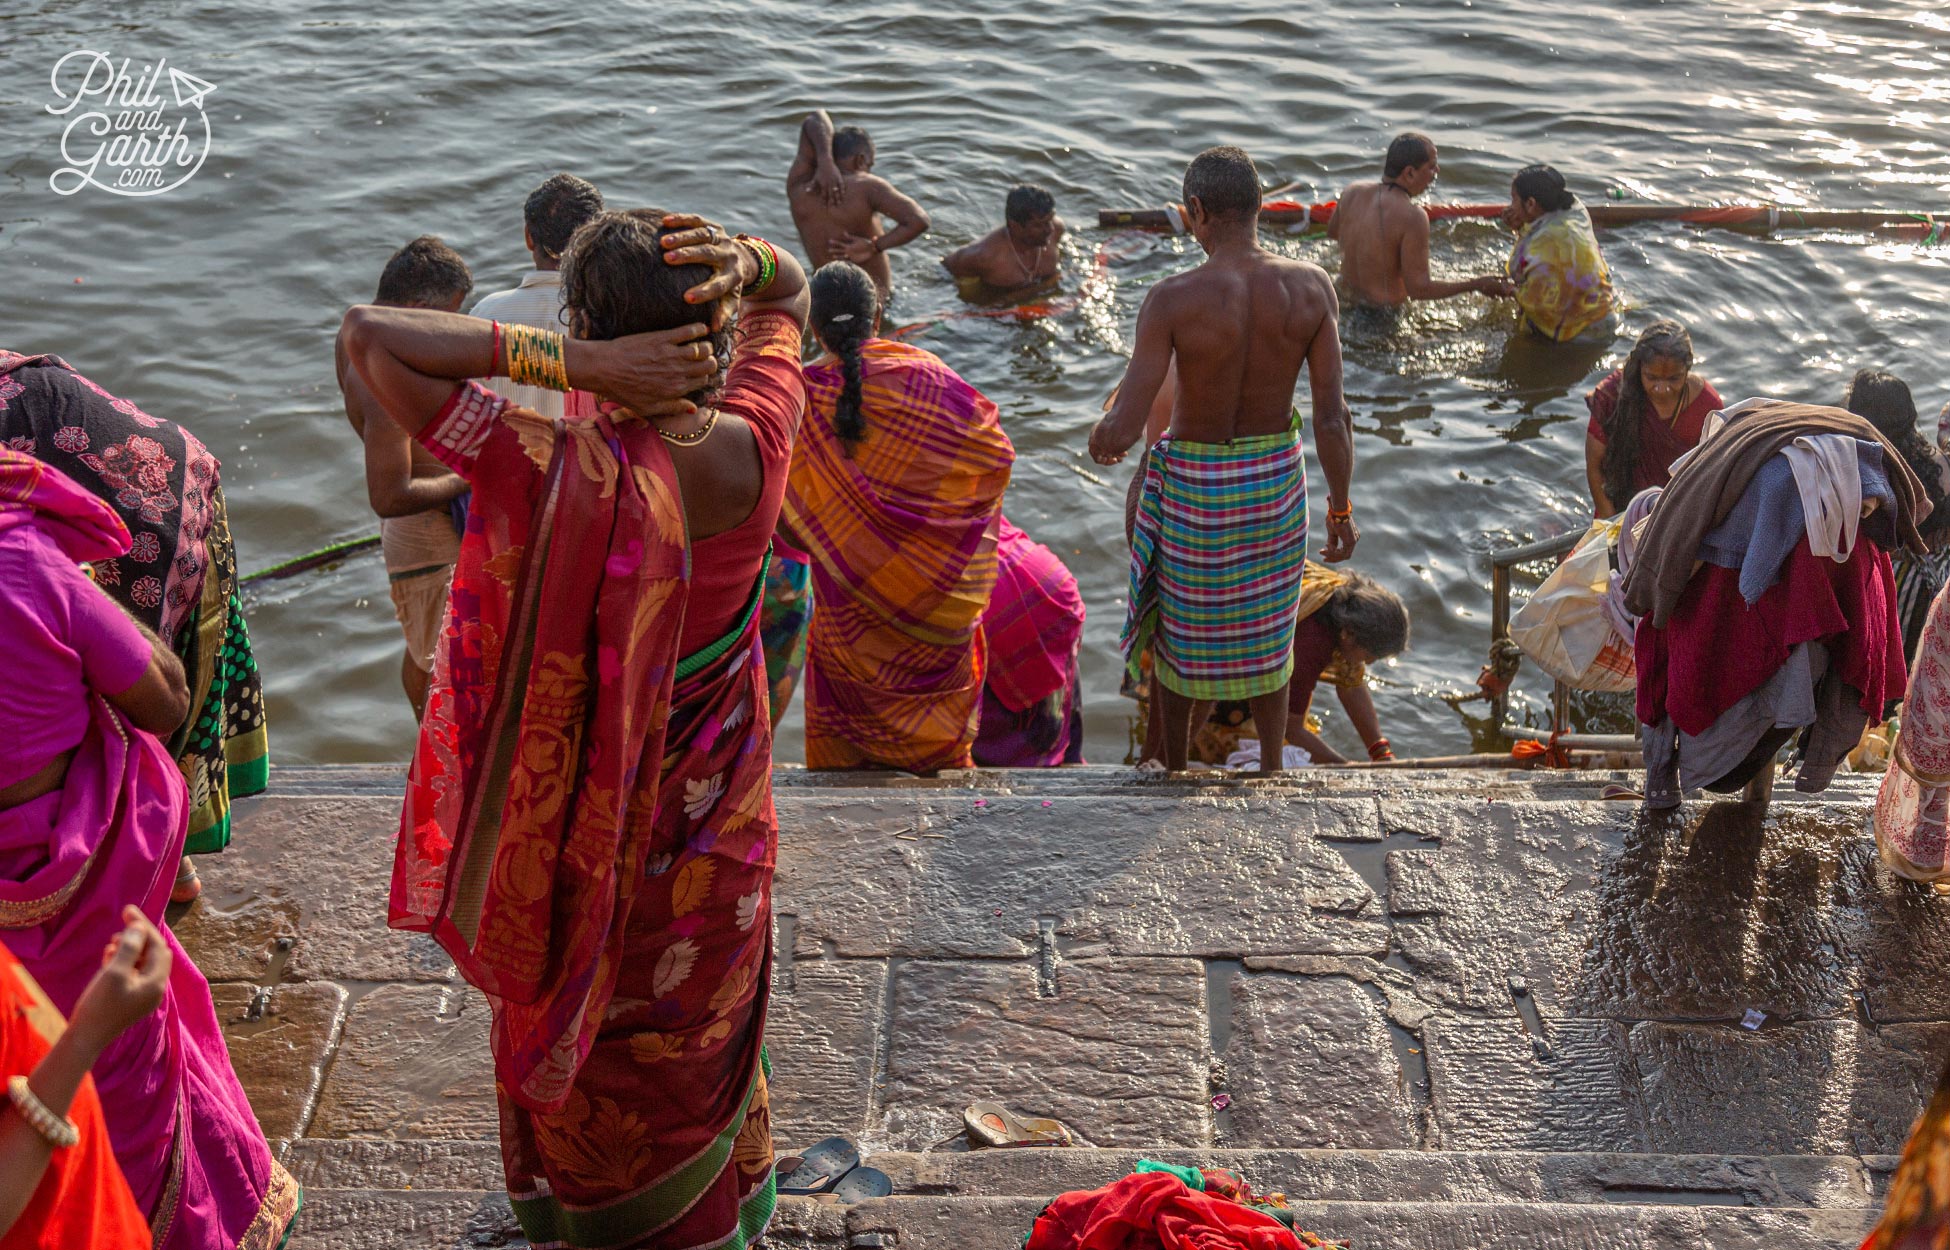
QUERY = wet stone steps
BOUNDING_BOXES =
[193,768,1921,1248]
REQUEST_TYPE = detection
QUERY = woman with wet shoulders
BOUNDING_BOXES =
[1504,163,1616,344]
[340,210,808,1249]
[1845,369,1950,663]
[0,447,300,1248]
[782,261,1015,773]
[1584,318,1723,518]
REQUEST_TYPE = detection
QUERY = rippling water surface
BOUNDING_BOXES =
[5,1,1947,764]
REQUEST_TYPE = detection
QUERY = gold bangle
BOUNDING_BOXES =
[503,323,571,393]
[8,1074,79,1149]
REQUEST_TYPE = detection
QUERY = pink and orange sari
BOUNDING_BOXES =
[389,383,777,1249]
[784,340,1014,773]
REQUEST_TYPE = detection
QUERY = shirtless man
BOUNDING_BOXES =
[786,110,930,300]
[941,183,1064,295]
[1091,146,1357,775]
[333,235,472,718]
[1327,132,1513,307]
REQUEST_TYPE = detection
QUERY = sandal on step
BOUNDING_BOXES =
[963,1101,1074,1148]
[775,1137,860,1196]
[829,1166,891,1204]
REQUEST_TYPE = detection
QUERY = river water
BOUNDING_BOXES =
[5,2,1947,765]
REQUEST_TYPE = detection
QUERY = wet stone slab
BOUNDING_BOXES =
[213,980,347,1144]
[309,983,498,1140]
[284,1189,523,1250]
[284,1138,502,1192]
[175,796,455,984]
[1424,1015,1643,1153]
[1631,1020,1950,1156]
[1221,972,1418,1149]
[876,957,1208,1150]
[765,957,887,1149]
[776,795,1388,961]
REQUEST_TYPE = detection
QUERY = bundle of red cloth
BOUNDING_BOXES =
[1025,1171,1312,1250]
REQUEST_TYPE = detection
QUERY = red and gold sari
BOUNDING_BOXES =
[388,381,777,1249]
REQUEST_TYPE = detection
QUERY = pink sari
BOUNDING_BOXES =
[0,450,297,1250]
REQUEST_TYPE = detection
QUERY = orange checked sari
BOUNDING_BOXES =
[783,340,1014,772]
[389,380,778,1249]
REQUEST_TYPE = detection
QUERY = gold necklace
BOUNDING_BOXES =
[659,407,719,446]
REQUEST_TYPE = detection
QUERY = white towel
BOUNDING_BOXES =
[1225,740,1314,770]
[1782,433,1863,561]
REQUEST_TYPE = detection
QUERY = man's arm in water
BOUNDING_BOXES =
[940,232,992,279]
[1306,274,1359,562]
[788,111,844,206]
[1399,211,1512,300]
[1091,287,1174,464]
[335,332,466,517]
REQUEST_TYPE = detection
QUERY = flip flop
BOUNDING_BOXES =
[1600,784,1645,802]
[964,1101,1074,1148]
[830,1166,892,1204]
[775,1137,859,1196]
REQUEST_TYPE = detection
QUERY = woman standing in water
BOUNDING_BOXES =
[341,210,807,1250]
[1503,163,1616,343]
[1584,318,1723,517]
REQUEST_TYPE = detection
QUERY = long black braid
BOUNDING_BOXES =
[809,262,880,448]
[1602,318,1693,511]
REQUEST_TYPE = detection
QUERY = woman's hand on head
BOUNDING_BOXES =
[580,324,716,421]
[660,214,753,327]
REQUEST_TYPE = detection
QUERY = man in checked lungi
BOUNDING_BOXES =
[1089,145,1358,775]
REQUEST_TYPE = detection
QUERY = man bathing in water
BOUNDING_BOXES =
[1328,132,1513,309]
[941,183,1064,296]
[787,110,930,300]
[1091,145,1357,776]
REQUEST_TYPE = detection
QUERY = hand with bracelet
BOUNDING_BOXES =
[1322,496,1360,562]
[1,907,168,1237]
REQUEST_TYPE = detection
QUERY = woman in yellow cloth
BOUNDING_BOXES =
[1504,164,1617,344]
[783,262,1015,772]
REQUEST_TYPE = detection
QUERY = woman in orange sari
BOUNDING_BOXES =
[783,261,1015,772]
[340,210,807,1250]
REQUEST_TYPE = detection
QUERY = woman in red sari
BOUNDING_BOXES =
[1583,318,1723,517]
[340,211,806,1250]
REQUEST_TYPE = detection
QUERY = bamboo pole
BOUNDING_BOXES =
[1097,202,1942,237]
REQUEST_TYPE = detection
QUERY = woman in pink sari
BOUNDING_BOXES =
[0,448,298,1249]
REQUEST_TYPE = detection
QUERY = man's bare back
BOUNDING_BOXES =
[1327,180,1428,307]
[785,112,929,299]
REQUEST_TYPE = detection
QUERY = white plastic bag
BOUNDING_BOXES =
[1508,518,1636,693]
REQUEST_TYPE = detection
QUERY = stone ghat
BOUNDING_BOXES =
[178,764,1934,1249]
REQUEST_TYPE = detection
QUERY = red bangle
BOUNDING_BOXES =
[490,320,504,378]
[1367,738,1393,762]
[1328,500,1353,522]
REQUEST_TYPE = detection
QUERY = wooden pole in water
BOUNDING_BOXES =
[1098,202,1943,238]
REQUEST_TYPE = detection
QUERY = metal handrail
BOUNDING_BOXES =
[1486,530,1584,729]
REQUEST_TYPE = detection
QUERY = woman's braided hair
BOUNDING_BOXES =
[809,262,880,447]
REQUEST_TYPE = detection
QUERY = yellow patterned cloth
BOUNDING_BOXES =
[1507,201,1616,342]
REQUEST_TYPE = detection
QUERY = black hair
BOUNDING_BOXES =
[1005,183,1056,224]
[1384,132,1436,180]
[374,235,472,307]
[809,262,880,447]
[559,208,731,403]
[1182,146,1260,221]
[833,126,873,163]
[1602,319,1694,511]
[1513,163,1576,212]
[1847,369,1950,545]
[1323,572,1411,660]
[523,173,605,262]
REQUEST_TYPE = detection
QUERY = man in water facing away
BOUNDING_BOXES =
[787,110,930,301]
[941,183,1065,296]
[1327,132,1513,309]
[1090,145,1358,776]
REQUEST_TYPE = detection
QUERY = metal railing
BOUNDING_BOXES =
[1486,531,1642,753]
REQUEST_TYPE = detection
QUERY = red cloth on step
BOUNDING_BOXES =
[1025,1171,1304,1250]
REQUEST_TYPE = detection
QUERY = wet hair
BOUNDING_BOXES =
[558,208,731,402]
[1513,163,1575,212]
[809,262,879,447]
[374,235,472,307]
[1847,369,1950,545]
[1182,146,1260,221]
[1323,573,1411,660]
[1384,132,1436,179]
[523,173,605,262]
[1601,319,1694,511]
[1006,183,1056,224]
[833,126,873,163]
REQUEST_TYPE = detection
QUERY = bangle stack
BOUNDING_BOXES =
[1367,737,1394,763]
[735,235,778,297]
[1327,500,1354,523]
[8,1074,79,1149]
[503,324,570,392]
